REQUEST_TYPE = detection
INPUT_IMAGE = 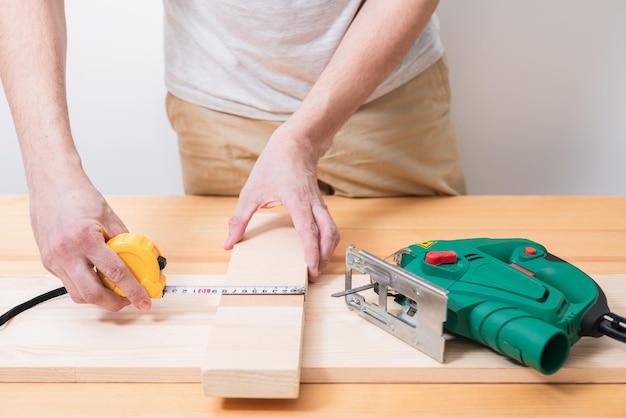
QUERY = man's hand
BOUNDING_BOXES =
[223,0,439,277]
[29,177,152,312]
[223,124,340,280]
[1,1,151,312]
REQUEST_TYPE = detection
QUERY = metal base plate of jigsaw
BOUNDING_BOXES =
[336,245,449,362]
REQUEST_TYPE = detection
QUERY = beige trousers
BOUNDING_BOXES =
[166,57,466,197]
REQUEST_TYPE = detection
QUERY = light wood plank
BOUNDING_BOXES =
[1,274,625,384]
[0,275,222,383]
[201,213,308,398]
[301,273,626,384]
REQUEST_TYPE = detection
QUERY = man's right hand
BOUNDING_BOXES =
[1,2,150,312]
[29,178,153,312]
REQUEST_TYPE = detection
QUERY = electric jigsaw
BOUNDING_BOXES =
[335,238,626,375]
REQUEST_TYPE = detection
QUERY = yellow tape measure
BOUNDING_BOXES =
[98,233,167,298]
[99,233,305,298]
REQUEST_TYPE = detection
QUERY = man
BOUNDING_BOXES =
[0,1,465,313]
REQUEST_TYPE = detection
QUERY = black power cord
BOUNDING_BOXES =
[579,282,626,343]
[598,313,626,343]
[0,287,67,327]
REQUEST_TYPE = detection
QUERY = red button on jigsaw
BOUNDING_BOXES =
[425,250,458,266]
[524,247,537,255]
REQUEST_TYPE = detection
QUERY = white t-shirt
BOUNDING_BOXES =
[164,1,444,121]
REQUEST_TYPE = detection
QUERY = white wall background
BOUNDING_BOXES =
[438,1,626,194]
[1,1,625,195]
[0,1,180,195]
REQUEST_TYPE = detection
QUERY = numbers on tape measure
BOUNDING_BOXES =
[163,285,306,295]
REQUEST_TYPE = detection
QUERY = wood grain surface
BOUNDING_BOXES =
[201,213,308,398]
[1,273,625,384]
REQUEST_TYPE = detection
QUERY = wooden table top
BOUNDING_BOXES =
[1,195,625,417]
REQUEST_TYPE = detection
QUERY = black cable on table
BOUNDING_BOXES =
[598,312,626,343]
[0,287,67,327]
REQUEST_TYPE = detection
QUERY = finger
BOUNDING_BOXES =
[56,271,82,302]
[224,200,258,250]
[87,242,152,312]
[283,197,321,278]
[311,202,340,280]
[61,264,131,312]
[101,220,129,242]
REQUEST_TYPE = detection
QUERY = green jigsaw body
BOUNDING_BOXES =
[397,238,603,374]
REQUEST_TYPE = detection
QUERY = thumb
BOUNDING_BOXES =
[223,210,254,250]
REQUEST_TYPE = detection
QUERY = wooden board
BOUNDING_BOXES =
[1,274,625,384]
[201,213,308,398]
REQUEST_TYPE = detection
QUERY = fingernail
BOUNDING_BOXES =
[138,301,151,312]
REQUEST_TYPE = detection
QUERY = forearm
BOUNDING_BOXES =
[286,0,439,157]
[0,0,83,193]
